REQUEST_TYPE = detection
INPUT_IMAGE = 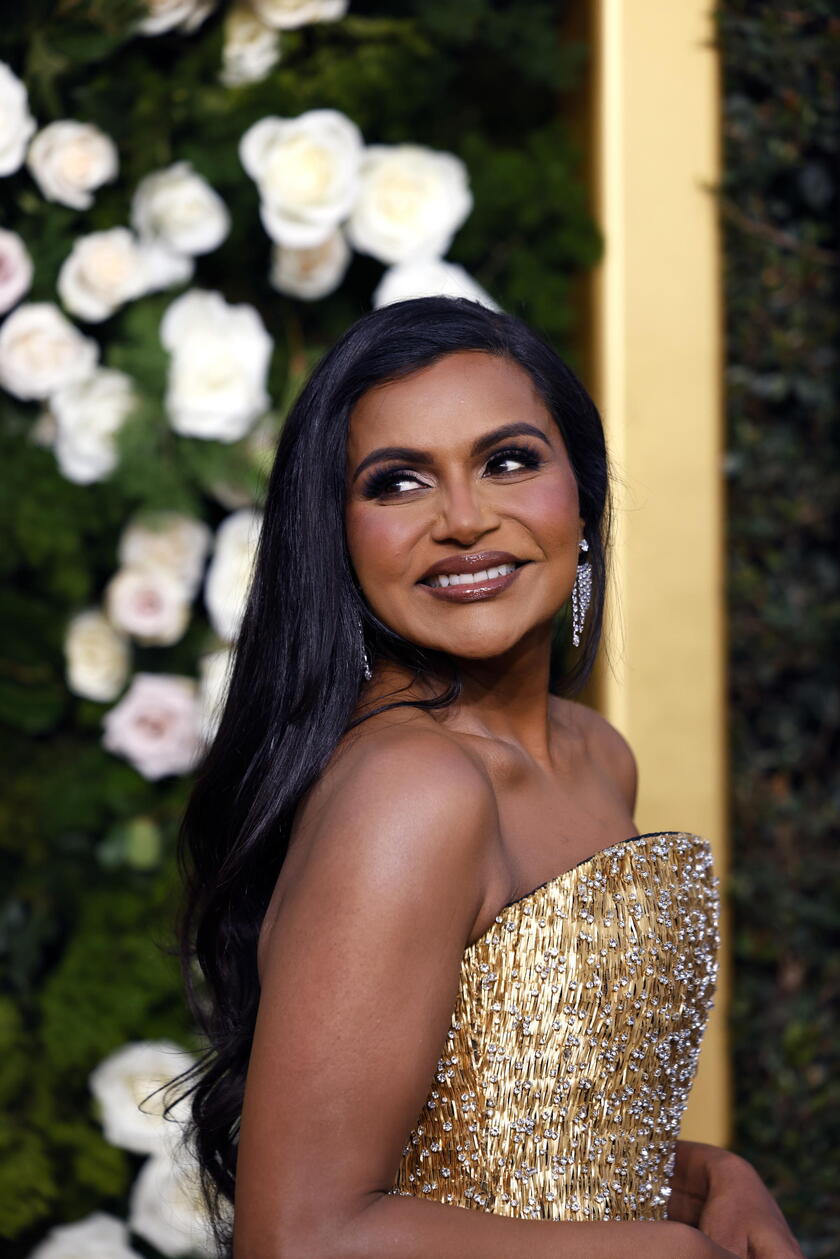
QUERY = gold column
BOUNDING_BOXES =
[590,0,730,1144]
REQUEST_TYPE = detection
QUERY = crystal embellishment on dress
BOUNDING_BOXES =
[390,831,720,1220]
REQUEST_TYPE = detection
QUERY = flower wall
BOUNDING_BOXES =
[0,2,598,1253]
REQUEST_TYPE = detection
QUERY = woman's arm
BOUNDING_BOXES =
[234,726,736,1259]
[668,1141,805,1259]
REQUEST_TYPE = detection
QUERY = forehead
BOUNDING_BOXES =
[346,350,556,453]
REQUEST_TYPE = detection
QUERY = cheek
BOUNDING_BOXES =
[516,474,580,548]
[346,505,416,583]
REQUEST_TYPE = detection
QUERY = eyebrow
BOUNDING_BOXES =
[351,422,553,483]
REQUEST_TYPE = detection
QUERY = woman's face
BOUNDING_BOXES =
[345,350,584,661]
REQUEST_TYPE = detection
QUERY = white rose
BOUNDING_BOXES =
[347,144,473,265]
[204,509,262,641]
[65,609,130,702]
[26,120,118,211]
[250,0,348,27]
[58,228,151,323]
[198,647,233,741]
[105,567,191,646]
[0,62,36,177]
[137,0,216,35]
[140,239,194,292]
[0,228,33,315]
[270,228,350,300]
[89,1040,196,1156]
[0,302,98,400]
[132,162,230,256]
[51,366,137,484]
[240,109,362,247]
[28,1212,143,1259]
[220,6,282,87]
[373,258,499,311]
[129,1140,215,1258]
[102,673,204,780]
[207,412,279,509]
[119,512,211,599]
[161,289,272,441]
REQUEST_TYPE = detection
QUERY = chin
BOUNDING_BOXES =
[425,631,528,661]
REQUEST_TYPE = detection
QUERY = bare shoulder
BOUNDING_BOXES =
[260,716,500,975]
[551,695,638,812]
[306,715,499,843]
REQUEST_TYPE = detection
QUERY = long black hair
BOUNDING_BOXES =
[171,297,611,1253]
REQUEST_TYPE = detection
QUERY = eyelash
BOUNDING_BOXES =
[361,445,544,500]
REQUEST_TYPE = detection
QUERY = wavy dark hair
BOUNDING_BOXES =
[169,296,611,1254]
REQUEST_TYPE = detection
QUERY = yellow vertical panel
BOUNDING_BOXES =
[590,0,730,1144]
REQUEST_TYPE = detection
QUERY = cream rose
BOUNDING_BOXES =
[204,509,262,642]
[0,302,98,400]
[105,567,191,646]
[129,1140,216,1258]
[239,108,362,247]
[0,228,33,314]
[220,6,282,87]
[58,228,146,322]
[270,227,350,300]
[28,1212,143,1259]
[57,228,151,323]
[132,162,230,256]
[51,366,137,484]
[64,609,130,702]
[102,673,204,780]
[347,143,473,265]
[0,62,36,177]
[198,646,233,741]
[137,0,216,35]
[250,0,348,27]
[373,258,499,311]
[118,512,211,599]
[160,288,272,441]
[26,120,118,210]
[89,1040,196,1156]
[207,411,279,509]
[139,239,194,292]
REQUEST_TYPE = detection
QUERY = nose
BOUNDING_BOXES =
[429,475,500,546]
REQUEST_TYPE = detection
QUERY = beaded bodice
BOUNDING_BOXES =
[391,830,719,1221]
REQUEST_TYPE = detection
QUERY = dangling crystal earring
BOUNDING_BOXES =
[571,538,592,648]
[356,614,372,681]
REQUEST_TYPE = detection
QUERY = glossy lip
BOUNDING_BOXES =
[417,550,524,583]
[419,565,523,602]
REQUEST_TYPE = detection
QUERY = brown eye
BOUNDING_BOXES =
[361,467,430,498]
[484,446,543,476]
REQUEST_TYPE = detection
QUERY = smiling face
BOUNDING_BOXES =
[345,350,584,662]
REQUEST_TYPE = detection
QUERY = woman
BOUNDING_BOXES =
[175,297,802,1258]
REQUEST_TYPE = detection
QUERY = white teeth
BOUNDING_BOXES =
[427,562,517,589]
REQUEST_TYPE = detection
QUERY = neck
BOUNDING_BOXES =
[372,623,561,767]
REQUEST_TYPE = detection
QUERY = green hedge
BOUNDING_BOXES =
[0,2,598,1253]
[719,5,840,1255]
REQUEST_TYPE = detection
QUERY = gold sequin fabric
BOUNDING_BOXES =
[391,831,719,1220]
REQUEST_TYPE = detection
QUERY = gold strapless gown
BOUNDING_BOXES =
[392,831,719,1221]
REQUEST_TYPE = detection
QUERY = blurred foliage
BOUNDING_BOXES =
[718,5,840,1255]
[0,1,599,1252]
